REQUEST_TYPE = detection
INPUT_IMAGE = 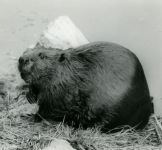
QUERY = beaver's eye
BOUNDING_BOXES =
[38,52,47,59]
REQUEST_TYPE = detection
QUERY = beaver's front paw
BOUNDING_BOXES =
[34,114,42,122]
[26,92,37,104]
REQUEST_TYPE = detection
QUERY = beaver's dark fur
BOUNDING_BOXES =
[18,42,153,131]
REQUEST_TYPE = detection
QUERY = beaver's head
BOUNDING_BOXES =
[18,45,67,85]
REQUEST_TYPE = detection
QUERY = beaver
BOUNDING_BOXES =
[18,42,153,131]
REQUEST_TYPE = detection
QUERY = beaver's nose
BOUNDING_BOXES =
[19,57,24,65]
[19,57,29,65]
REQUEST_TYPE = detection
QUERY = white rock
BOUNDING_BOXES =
[43,139,76,150]
[38,16,89,50]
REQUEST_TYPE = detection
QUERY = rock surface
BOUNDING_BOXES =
[37,16,89,50]
[43,139,76,150]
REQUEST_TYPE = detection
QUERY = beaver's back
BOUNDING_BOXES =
[69,42,152,129]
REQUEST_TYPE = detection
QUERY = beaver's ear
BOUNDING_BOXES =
[58,53,66,62]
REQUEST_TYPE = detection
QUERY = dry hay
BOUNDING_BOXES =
[0,73,162,150]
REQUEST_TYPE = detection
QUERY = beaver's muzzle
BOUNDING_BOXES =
[18,56,32,83]
[19,56,30,66]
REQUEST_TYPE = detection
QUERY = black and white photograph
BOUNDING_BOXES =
[0,0,161,149]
